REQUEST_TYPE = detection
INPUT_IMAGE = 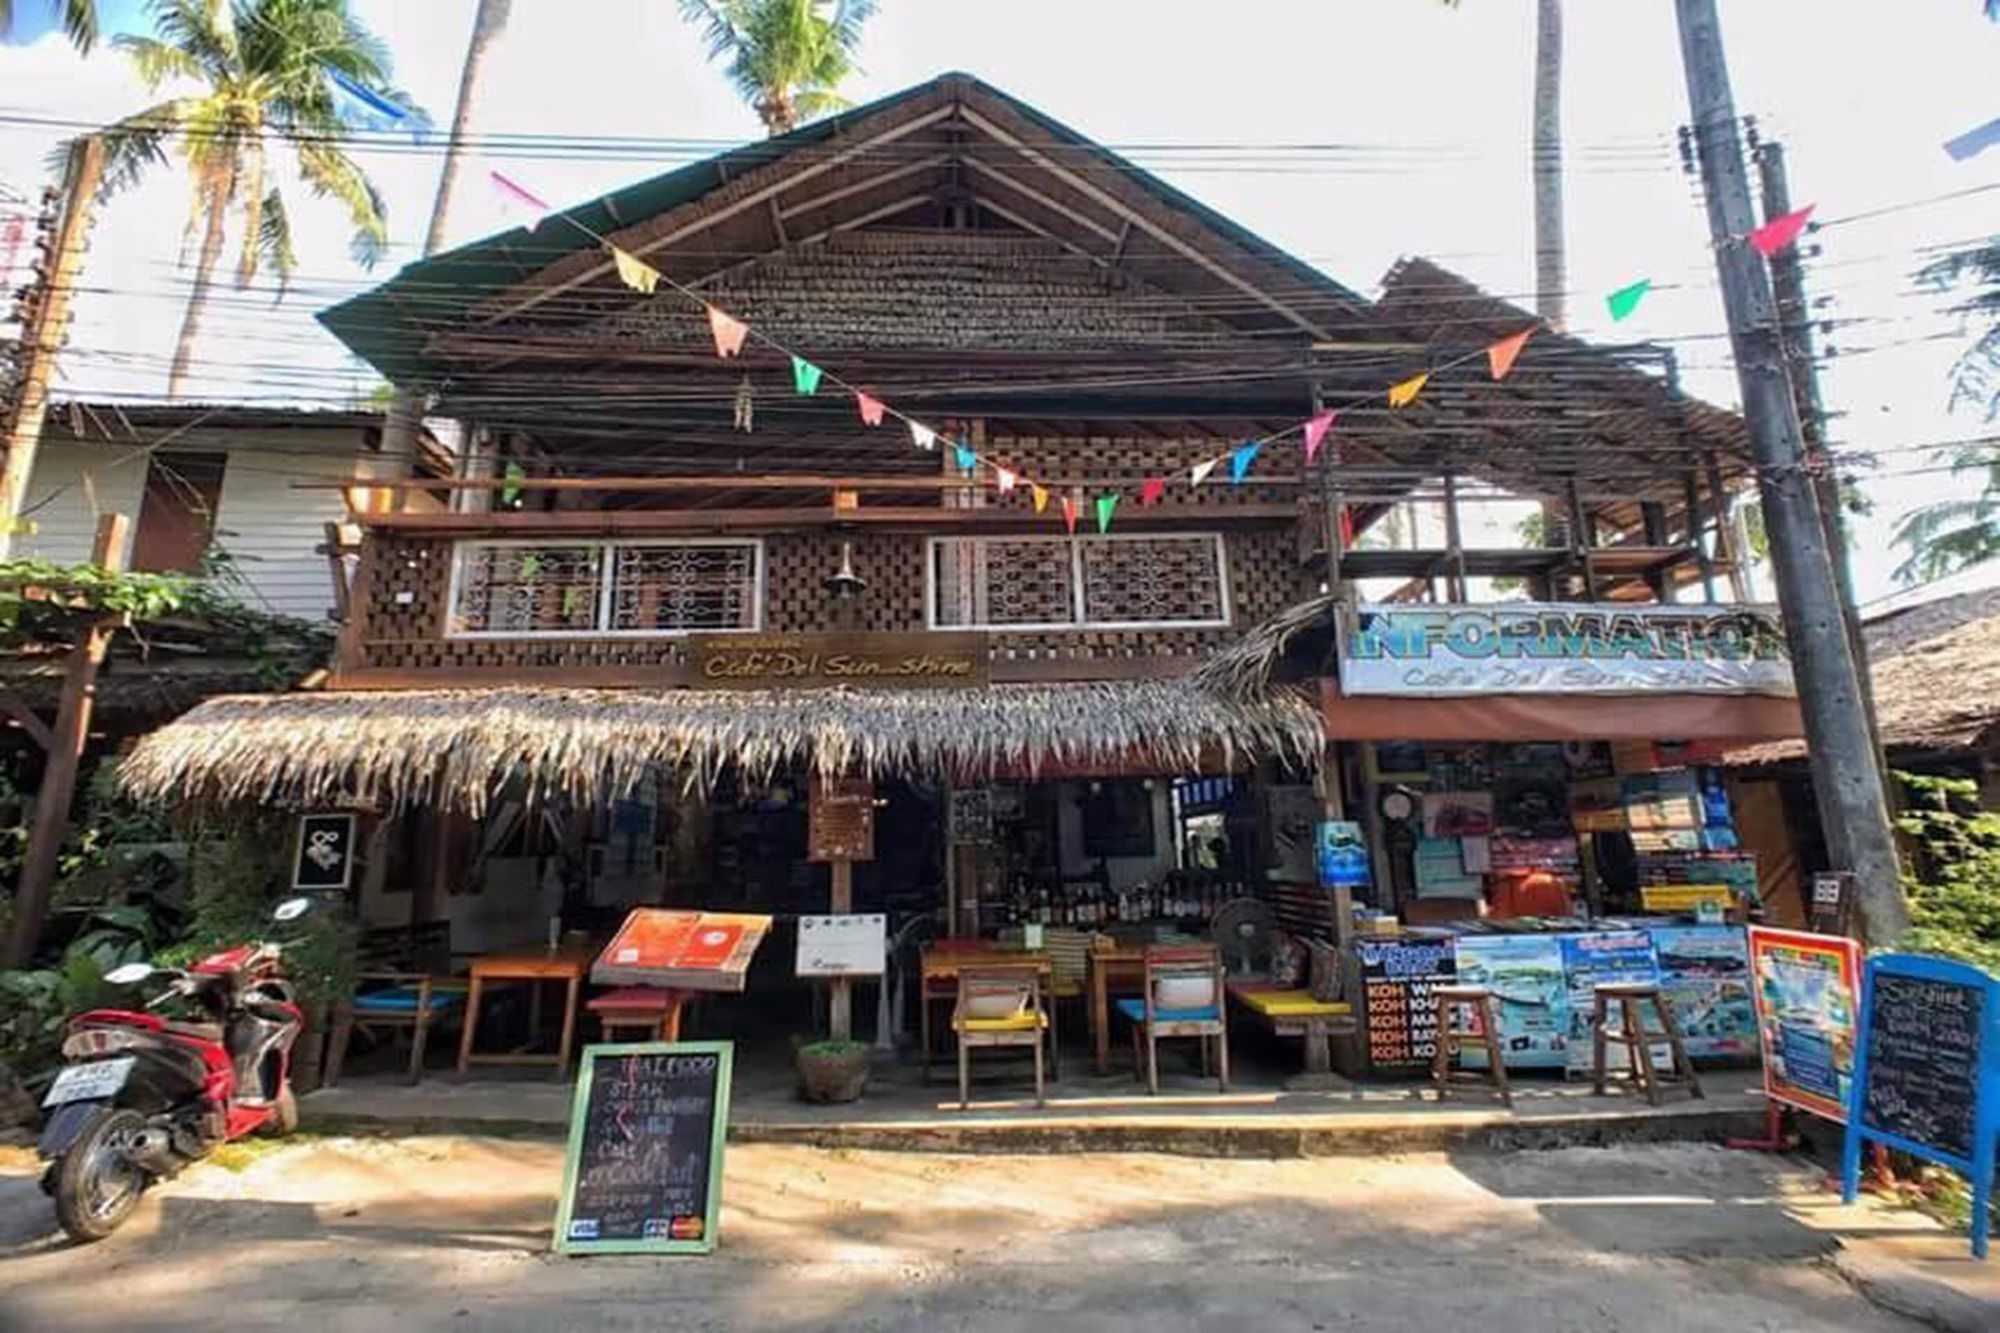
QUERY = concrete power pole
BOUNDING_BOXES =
[1674,0,1907,942]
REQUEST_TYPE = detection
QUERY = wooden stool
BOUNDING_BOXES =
[1591,983,1703,1105]
[1432,984,1512,1107]
[586,987,684,1043]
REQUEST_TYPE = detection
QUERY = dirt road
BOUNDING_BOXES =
[0,1136,1935,1331]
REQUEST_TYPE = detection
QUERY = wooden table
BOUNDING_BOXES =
[455,950,590,1079]
[919,944,1057,1083]
[1087,944,1149,1074]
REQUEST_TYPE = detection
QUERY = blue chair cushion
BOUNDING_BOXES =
[353,986,462,1015]
[1116,998,1221,1025]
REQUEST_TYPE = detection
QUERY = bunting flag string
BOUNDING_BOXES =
[1486,328,1533,381]
[494,170,1567,538]
[1606,279,1651,323]
[489,171,550,231]
[1747,205,1814,258]
[707,306,749,358]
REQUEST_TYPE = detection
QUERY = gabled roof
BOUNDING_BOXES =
[321,72,1376,390]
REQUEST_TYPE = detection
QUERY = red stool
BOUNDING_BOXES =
[586,987,684,1043]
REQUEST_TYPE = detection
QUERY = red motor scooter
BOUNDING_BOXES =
[37,897,313,1241]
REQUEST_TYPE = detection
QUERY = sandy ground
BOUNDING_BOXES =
[0,1136,1942,1332]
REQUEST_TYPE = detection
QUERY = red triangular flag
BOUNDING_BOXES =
[1060,496,1078,533]
[1748,205,1814,258]
[1487,328,1533,381]
[1139,477,1166,507]
[855,392,886,427]
[1302,411,1337,465]
[706,305,748,358]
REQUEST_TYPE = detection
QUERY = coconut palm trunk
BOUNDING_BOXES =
[423,0,512,258]
[168,162,237,400]
[1531,0,1565,330]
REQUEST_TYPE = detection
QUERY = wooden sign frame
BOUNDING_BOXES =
[553,1041,733,1257]
[1840,954,2000,1259]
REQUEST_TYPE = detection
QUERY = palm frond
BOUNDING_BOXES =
[256,186,296,299]
[293,136,388,268]
[92,100,189,197]
[233,137,266,287]
[678,0,749,61]
[116,34,207,90]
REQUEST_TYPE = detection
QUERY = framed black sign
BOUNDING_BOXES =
[292,813,356,892]
[554,1042,733,1256]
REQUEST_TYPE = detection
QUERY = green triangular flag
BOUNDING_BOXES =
[1606,279,1651,323]
[500,460,525,507]
[792,356,823,395]
[1095,492,1119,533]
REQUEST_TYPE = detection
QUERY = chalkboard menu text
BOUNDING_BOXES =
[554,1042,733,1255]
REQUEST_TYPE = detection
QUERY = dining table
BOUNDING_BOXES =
[454,942,597,1079]
[1086,943,1151,1075]
[919,941,1058,1083]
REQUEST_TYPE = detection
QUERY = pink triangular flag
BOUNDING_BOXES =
[706,306,748,358]
[856,393,886,427]
[1139,477,1166,507]
[1190,458,1220,487]
[1487,328,1533,381]
[489,170,549,230]
[1060,496,1078,533]
[1302,411,1337,465]
[995,468,1017,495]
[1748,205,1814,258]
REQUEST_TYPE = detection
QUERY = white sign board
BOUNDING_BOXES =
[795,914,887,978]
[1339,602,1796,697]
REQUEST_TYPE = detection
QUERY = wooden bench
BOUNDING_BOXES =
[1226,981,1356,1088]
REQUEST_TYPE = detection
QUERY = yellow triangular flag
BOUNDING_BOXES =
[1030,483,1049,514]
[611,246,659,295]
[1190,458,1220,487]
[1387,371,1429,408]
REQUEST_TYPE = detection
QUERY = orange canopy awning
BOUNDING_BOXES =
[1320,679,1804,743]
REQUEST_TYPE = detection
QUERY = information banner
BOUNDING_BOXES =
[554,1042,732,1256]
[1746,927,1861,1122]
[1357,937,1455,1070]
[1651,925,1757,1060]
[1561,931,1662,1075]
[1453,935,1569,1069]
[1339,602,1795,697]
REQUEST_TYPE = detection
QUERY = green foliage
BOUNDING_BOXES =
[0,0,100,52]
[679,0,876,135]
[1901,239,2000,584]
[0,558,205,639]
[1893,772,2000,973]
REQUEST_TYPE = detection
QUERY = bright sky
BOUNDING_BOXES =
[3,0,1998,603]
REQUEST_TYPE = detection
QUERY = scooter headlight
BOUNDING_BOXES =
[61,1028,149,1059]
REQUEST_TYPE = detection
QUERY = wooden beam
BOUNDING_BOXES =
[306,472,1314,495]
[776,152,952,221]
[321,520,353,623]
[961,157,1122,243]
[3,512,125,967]
[356,502,1298,538]
[0,686,52,751]
[327,653,1195,693]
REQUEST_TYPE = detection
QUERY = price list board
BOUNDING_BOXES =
[1357,937,1456,1070]
[554,1042,733,1256]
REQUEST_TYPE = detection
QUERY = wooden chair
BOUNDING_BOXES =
[1432,984,1512,1107]
[325,921,466,1086]
[951,965,1048,1110]
[1120,944,1228,1095]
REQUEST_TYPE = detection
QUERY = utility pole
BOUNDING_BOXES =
[0,135,102,558]
[1749,133,1889,770]
[1674,0,1907,942]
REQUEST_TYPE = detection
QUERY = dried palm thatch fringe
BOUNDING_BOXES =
[1192,593,1339,702]
[118,681,1323,815]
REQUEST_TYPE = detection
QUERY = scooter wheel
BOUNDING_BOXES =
[261,1085,298,1137]
[53,1107,149,1242]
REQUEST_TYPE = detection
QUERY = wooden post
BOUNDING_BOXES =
[2,512,127,967]
[829,859,854,1040]
[1441,473,1467,602]
[1686,471,1718,602]
[1565,479,1600,600]
[0,137,103,557]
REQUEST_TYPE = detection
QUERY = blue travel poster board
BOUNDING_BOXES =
[1453,934,1569,1069]
[1650,925,1758,1060]
[1841,954,2000,1259]
[1561,931,1661,1075]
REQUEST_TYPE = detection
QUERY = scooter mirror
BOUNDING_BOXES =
[105,962,154,985]
[272,897,312,923]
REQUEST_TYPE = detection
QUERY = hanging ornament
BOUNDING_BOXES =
[732,374,754,432]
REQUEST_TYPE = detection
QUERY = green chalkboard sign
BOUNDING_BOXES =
[553,1041,733,1256]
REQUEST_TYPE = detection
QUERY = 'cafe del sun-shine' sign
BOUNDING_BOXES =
[689,632,989,690]
[1338,603,1796,697]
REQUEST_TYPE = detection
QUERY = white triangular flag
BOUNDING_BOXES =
[1190,458,1220,487]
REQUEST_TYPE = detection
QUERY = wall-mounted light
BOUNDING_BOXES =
[824,541,867,600]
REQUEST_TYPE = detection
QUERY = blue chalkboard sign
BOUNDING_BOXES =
[1841,954,2000,1259]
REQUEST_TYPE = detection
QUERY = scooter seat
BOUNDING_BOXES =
[161,1019,224,1043]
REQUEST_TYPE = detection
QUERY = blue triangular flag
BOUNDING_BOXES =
[1229,441,1261,484]
[953,442,977,472]
[1945,117,2000,162]
[330,70,427,143]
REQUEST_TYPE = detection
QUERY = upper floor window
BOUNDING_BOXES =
[447,539,762,637]
[928,534,1230,631]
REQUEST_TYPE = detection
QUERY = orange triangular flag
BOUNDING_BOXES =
[1060,496,1078,533]
[1486,328,1533,381]
[706,305,748,358]
[1387,372,1429,409]
[856,393,886,427]
[1030,483,1049,514]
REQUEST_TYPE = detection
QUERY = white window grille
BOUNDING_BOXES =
[447,539,762,637]
[928,534,1230,631]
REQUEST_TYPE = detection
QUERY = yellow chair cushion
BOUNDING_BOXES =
[954,1012,1047,1033]
[1236,989,1352,1019]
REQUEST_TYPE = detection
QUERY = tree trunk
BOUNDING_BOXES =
[167,161,236,401]
[1531,0,1566,331]
[423,0,513,258]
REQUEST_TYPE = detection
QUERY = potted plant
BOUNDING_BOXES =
[794,1038,870,1103]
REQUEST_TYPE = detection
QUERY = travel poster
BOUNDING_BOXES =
[1452,934,1568,1069]
[1316,819,1371,889]
[1746,926,1862,1122]
[1561,931,1661,1074]
[1650,925,1757,1059]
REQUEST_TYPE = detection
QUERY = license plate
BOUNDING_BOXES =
[43,1057,135,1107]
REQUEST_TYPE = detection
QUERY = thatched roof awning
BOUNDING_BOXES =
[119,682,1322,814]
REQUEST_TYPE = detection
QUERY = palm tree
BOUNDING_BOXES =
[422,0,511,258]
[0,0,100,51]
[1442,0,1566,331]
[678,0,877,137]
[1894,239,2000,582]
[97,0,416,397]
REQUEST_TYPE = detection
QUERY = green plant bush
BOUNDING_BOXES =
[1895,772,2000,974]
